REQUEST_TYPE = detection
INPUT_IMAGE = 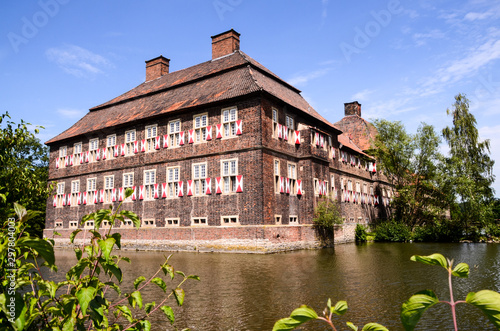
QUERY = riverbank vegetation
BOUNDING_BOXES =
[368,94,498,243]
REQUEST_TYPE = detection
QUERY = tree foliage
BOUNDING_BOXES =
[0,112,50,237]
[442,93,495,232]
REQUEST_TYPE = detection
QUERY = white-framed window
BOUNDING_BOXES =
[370,186,374,205]
[194,113,208,143]
[272,108,279,138]
[58,146,67,168]
[123,172,134,202]
[274,159,280,193]
[125,130,136,155]
[356,182,361,204]
[221,215,239,226]
[285,115,294,142]
[348,180,353,202]
[104,175,114,203]
[289,216,298,225]
[121,219,134,228]
[191,217,207,226]
[56,182,65,207]
[193,163,207,196]
[69,221,78,228]
[167,167,180,198]
[222,107,237,137]
[106,134,116,159]
[142,219,156,227]
[314,178,320,196]
[145,125,157,152]
[84,220,94,229]
[71,180,79,206]
[275,215,282,224]
[165,218,180,227]
[169,120,181,147]
[221,159,237,193]
[54,221,63,228]
[331,174,337,199]
[287,163,297,194]
[144,169,156,200]
[87,178,97,205]
[73,142,82,165]
[89,138,99,162]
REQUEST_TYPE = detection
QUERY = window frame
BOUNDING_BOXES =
[192,162,207,196]
[143,169,156,200]
[191,217,208,226]
[167,166,180,198]
[104,175,114,203]
[125,129,136,156]
[145,124,158,152]
[87,177,97,205]
[221,215,239,226]
[221,107,238,138]
[193,113,208,143]
[168,119,182,148]
[221,158,238,194]
[106,134,117,159]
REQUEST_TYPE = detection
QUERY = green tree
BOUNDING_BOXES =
[442,94,495,234]
[370,120,446,229]
[0,112,50,237]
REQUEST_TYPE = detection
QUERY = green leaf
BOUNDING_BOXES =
[75,247,82,261]
[116,305,133,323]
[104,261,123,282]
[290,305,318,320]
[134,276,146,290]
[162,264,175,280]
[273,317,307,331]
[62,315,76,331]
[172,288,185,306]
[120,210,140,228]
[160,305,175,325]
[129,290,143,309]
[104,282,122,296]
[273,306,318,331]
[410,254,448,269]
[17,237,55,266]
[346,322,358,331]
[187,275,200,281]
[98,237,115,261]
[139,320,151,331]
[332,300,348,316]
[76,286,97,316]
[362,323,389,331]
[452,262,469,278]
[175,270,186,278]
[110,233,122,249]
[70,229,82,243]
[145,302,156,314]
[466,290,500,328]
[151,277,167,293]
[401,290,439,331]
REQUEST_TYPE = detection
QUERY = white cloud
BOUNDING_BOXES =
[464,11,494,21]
[46,44,112,78]
[287,68,331,86]
[351,89,375,101]
[412,29,446,47]
[57,108,86,119]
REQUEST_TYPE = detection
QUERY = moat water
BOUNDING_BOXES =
[50,243,500,330]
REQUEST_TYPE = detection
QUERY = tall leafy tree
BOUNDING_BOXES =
[370,120,446,228]
[0,112,50,237]
[442,93,495,232]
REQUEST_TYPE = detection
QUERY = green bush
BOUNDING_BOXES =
[374,221,412,242]
[413,220,463,242]
[355,224,367,242]
[484,223,500,238]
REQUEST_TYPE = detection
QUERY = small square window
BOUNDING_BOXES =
[165,218,180,227]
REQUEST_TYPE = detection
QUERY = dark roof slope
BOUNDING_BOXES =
[46,51,340,144]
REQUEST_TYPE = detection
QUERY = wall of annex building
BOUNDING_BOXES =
[46,97,265,229]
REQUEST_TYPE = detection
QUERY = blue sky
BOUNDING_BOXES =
[1,0,499,196]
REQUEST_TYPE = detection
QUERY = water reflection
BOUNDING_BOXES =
[48,243,500,330]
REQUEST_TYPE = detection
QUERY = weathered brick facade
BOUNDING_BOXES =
[44,30,392,250]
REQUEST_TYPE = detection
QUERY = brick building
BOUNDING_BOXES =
[44,30,392,251]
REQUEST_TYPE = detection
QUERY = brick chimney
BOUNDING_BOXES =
[211,29,240,60]
[145,55,170,82]
[344,101,361,117]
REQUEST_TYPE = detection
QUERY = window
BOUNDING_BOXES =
[56,182,65,207]
[84,220,94,229]
[347,180,353,202]
[167,167,180,198]
[289,216,298,225]
[314,178,320,196]
[274,159,280,193]
[370,186,374,205]
[272,108,279,138]
[191,218,207,226]
[144,169,156,200]
[145,125,157,151]
[287,163,297,194]
[275,215,282,224]
[104,176,114,203]
[74,142,82,165]
[58,146,67,168]
[69,221,78,228]
[285,115,294,142]
[222,107,237,137]
[193,163,207,196]
[169,120,181,147]
[54,221,63,228]
[165,218,180,227]
[106,134,116,159]
[222,216,239,226]
[221,159,237,193]
[331,174,337,199]
[89,138,99,162]
[125,130,136,155]
[356,182,361,204]
[71,180,79,206]
[86,178,96,205]
[194,113,208,143]
[121,219,134,228]
[123,173,134,202]
[142,219,155,227]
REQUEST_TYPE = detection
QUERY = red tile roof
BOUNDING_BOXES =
[335,115,378,151]
[338,133,373,158]
[46,51,340,144]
